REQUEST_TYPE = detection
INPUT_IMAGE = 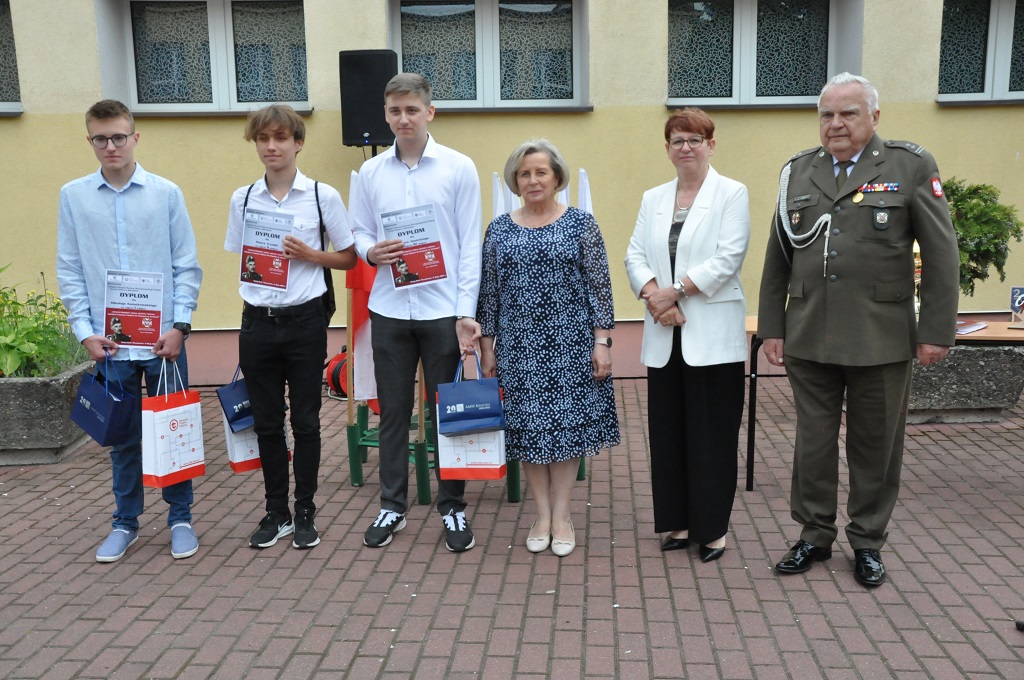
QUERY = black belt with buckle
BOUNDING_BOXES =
[243,298,321,318]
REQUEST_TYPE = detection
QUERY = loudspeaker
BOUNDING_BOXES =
[339,49,398,147]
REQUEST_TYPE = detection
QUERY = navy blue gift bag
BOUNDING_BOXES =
[216,365,254,433]
[70,352,135,447]
[436,353,506,435]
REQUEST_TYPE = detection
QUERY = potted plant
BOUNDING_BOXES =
[909,179,1024,423]
[0,265,91,464]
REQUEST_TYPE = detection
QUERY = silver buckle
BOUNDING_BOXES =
[266,307,277,317]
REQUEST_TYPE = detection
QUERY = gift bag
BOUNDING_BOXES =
[223,413,292,474]
[437,405,507,480]
[70,352,135,447]
[216,365,253,433]
[436,353,505,435]
[142,360,206,488]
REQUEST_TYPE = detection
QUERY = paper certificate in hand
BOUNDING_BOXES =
[103,270,164,347]
[240,208,291,289]
[381,203,447,288]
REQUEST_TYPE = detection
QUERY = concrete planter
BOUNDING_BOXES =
[0,361,93,465]
[908,345,1024,423]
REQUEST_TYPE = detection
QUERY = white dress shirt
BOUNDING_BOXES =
[350,134,482,320]
[224,169,353,308]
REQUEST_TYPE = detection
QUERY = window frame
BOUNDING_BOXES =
[0,0,22,115]
[118,0,309,115]
[666,0,841,109]
[388,0,589,111]
[937,0,1024,104]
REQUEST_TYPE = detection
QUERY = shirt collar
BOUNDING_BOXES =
[387,133,438,166]
[251,167,311,197]
[832,149,865,167]
[91,162,148,191]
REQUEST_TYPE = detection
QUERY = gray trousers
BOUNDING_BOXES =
[370,312,467,515]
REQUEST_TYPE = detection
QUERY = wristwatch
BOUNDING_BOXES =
[672,280,687,298]
[594,337,612,347]
[172,322,192,339]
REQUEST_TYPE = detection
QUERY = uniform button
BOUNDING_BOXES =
[879,200,886,206]
[829,275,838,282]
[832,228,840,235]
[833,205,841,213]
[895,292,902,299]
[829,251,838,258]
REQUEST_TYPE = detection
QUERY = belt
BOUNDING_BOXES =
[243,298,321,318]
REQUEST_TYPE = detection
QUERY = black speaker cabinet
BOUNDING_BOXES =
[339,49,398,147]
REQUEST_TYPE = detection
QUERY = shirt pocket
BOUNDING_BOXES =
[786,193,821,234]
[856,193,906,242]
[293,218,321,248]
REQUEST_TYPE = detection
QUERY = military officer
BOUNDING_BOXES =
[757,73,960,587]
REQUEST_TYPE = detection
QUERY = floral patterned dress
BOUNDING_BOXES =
[477,207,620,463]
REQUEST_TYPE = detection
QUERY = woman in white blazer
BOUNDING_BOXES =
[624,108,750,563]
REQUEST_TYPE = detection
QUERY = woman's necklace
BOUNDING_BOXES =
[674,196,692,223]
[520,204,560,228]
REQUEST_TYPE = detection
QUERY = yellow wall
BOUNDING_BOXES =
[3,0,1023,329]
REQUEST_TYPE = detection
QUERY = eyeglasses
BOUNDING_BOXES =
[668,135,706,150]
[90,134,131,149]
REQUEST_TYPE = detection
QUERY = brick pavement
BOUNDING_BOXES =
[1,377,1023,678]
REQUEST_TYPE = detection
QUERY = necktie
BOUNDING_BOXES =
[836,160,852,191]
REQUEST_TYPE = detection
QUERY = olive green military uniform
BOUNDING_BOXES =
[758,133,959,550]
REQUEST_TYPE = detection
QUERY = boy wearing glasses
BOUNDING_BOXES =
[57,99,203,563]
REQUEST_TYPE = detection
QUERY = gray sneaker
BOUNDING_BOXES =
[96,528,138,563]
[170,523,198,559]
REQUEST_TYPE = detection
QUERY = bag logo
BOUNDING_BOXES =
[79,396,91,409]
[169,419,179,432]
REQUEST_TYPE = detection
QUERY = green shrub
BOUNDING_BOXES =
[944,177,1024,297]
[0,265,88,377]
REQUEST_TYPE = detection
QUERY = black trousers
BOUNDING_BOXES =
[370,312,466,516]
[239,299,327,516]
[647,329,744,544]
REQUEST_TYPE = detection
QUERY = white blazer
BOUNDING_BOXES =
[624,166,751,368]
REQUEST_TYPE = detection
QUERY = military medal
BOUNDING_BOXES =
[790,211,801,226]
[853,192,864,203]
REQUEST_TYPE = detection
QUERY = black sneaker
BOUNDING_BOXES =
[442,509,475,553]
[249,511,294,548]
[292,508,320,549]
[363,509,406,547]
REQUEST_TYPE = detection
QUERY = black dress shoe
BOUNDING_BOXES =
[661,536,690,552]
[699,545,725,562]
[853,548,886,587]
[776,539,832,574]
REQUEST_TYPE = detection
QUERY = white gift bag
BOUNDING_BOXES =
[142,361,206,488]
[436,407,507,480]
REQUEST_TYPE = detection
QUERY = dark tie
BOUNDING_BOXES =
[836,161,852,191]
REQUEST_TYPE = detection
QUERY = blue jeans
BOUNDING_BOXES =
[97,349,194,531]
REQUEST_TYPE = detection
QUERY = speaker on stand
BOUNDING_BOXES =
[339,49,399,156]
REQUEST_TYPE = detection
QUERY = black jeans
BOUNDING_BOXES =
[239,299,327,516]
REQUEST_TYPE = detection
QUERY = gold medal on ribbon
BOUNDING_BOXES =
[853,192,864,204]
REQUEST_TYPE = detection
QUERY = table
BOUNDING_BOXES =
[953,321,1024,346]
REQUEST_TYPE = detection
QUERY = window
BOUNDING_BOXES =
[938,0,1024,102]
[667,1,861,108]
[0,0,21,113]
[102,0,308,113]
[389,0,588,109]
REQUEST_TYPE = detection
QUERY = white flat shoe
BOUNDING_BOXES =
[551,520,576,557]
[525,521,551,553]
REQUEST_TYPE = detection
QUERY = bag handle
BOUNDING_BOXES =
[155,358,186,401]
[231,364,243,384]
[451,351,485,384]
[100,350,127,398]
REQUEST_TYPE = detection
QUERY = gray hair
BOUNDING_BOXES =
[385,73,432,106]
[819,72,879,114]
[503,139,570,196]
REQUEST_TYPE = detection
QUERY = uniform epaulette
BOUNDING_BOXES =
[884,140,925,155]
[788,147,820,162]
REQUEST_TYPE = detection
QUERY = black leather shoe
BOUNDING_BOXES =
[776,539,832,574]
[853,548,886,587]
[661,536,690,552]
[699,545,725,562]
